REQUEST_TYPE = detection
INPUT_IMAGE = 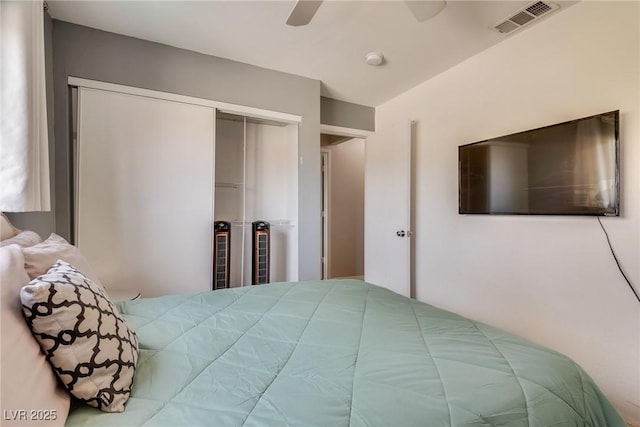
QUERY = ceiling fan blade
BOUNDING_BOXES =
[404,0,446,22]
[286,0,323,26]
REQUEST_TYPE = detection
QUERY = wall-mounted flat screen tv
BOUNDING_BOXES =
[459,110,619,216]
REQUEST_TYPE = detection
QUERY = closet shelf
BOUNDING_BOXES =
[215,182,243,189]
[224,219,296,227]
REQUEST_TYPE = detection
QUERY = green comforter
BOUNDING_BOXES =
[66,280,624,426]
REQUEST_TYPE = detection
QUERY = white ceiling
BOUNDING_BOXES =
[47,0,576,107]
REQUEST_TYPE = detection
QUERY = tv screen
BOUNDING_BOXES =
[459,111,619,216]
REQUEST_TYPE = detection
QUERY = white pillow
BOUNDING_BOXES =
[22,233,104,289]
[0,230,42,248]
[21,261,138,413]
[0,212,20,241]
[0,245,70,426]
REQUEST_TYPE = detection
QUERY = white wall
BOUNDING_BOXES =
[376,2,639,423]
[324,138,365,278]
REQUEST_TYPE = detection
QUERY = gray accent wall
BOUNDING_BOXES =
[52,21,322,280]
[321,96,375,131]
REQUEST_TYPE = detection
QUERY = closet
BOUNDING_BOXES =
[73,79,299,297]
[213,113,298,288]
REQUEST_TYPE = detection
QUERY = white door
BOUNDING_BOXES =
[364,121,412,296]
[76,87,216,297]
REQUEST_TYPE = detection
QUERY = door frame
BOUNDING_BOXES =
[320,124,373,281]
[320,150,330,279]
[321,124,373,140]
[69,77,302,125]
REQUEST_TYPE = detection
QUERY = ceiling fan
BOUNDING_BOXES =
[286,0,447,26]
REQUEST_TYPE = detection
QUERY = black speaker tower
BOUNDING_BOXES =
[252,221,270,285]
[213,221,231,290]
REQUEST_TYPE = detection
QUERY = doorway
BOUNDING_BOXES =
[321,133,365,280]
[320,121,413,296]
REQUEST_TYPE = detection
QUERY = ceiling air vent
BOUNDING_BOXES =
[493,1,559,35]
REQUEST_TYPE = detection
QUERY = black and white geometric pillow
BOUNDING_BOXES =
[20,260,138,413]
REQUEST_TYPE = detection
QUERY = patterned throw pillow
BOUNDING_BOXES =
[20,260,138,413]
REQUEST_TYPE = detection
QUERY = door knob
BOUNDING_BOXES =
[396,230,406,237]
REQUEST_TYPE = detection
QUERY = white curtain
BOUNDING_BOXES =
[0,0,50,212]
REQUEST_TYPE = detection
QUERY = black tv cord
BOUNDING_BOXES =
[597,217,640,304]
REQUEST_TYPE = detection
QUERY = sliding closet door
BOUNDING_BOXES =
[76,88,215,297]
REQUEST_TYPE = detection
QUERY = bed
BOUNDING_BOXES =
[64,280,624,426]
[0,222,626,426]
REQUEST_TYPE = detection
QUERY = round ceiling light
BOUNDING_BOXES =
[365,52,384,66]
